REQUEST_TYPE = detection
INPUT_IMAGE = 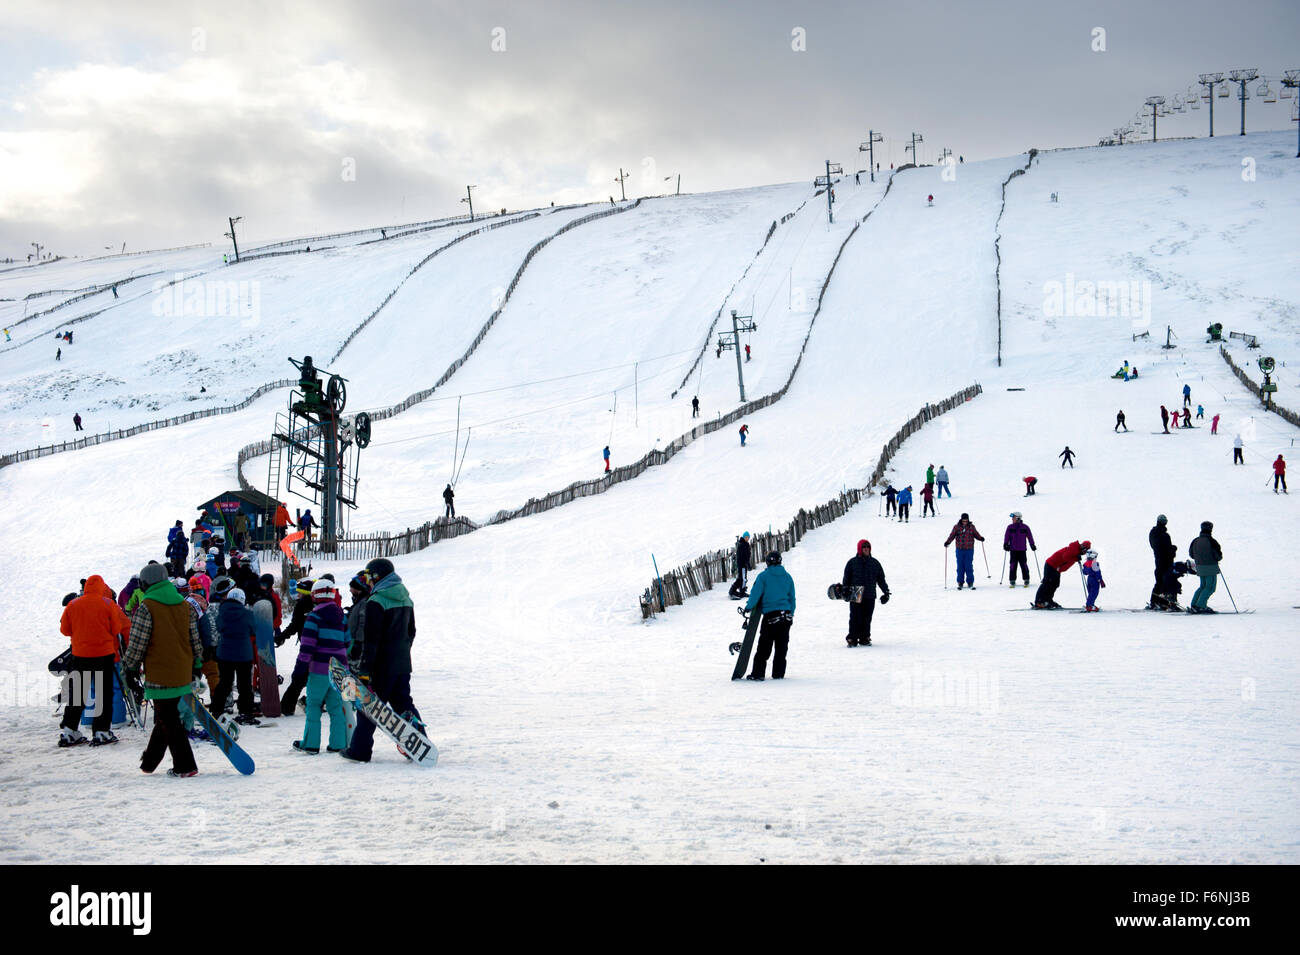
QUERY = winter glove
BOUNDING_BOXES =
[1003,543,1010,551]
[880,592,890,605]
[1031,545,1037,551]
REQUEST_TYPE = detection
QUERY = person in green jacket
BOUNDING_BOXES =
[743,552,796,681]
[926,463,935,487]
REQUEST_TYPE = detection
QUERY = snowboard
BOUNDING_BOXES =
[729,606,762,681]
[827,583,865,603]
[254,623,281,718]
[185,692,255,775]
[328,658,437,767]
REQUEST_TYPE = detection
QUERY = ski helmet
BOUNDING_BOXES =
[349,572,372,595]
[227,588,246,604]
[311,578,337,602]
[1010,511,1022,519]
[1084,549,1097,560]
[364,557,395,582]
[765,551,782,566]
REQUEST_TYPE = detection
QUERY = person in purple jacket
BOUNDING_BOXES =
[293,578,349,754]
[1003,511,1037,588]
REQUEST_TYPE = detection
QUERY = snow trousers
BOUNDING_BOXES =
[847,599,876,643]
[301,672,348,751]
[1191,570,1218,609]
[1035,565,1062,605]
[1233,448,1243,465]
[60,655,117,734]
[1085,580,1101,609]
[347,668,421,760]
[885,499,897,516]
[922,500,935,517]
[897,502,910,521]
[937,481,950,497]
[955,548,975,586]
[1275,474,1287,492]
[212,660,254,716]
[751,611,793,679]
[1009,551,1030,584]
[1151,563,1172,607]
[141,697,198,774]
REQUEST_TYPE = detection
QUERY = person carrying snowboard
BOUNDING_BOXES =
[603,445,611,473]
[896,485,913,522]
[1187,521,1223,614]
[884,484,898,517]
[294,579,349,754]
[1034,540,1090,609]
[920,482,936,517]
[57,574,132,748]
[842,539,889,647]
[1161,405,1170,433]
[739,424,748,446]
[743,552,796,680]
[1023,475,1037,496]
[1081,549,1105,611]
[1115,410,1127,432]
[1003,512,1036,587]
[1059,446,1076,468]
[1273,454,1287,493]
[729,531,752,599]
[1148,515,1177,609]
[443,483,455,517]
[943,513,985,589]
[342,558,425,763]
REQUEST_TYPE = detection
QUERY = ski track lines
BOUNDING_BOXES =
[2,137,1298,863]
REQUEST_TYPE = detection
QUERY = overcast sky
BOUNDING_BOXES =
[2,0,1296,255]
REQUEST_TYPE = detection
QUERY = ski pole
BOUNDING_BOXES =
[999,549,1007,584]
[943,547,947,590]
[980,540,991,578]
[1219,570,1239,613]
[1033,550,1041,581]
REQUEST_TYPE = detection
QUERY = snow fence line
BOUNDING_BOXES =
[640,383,984,617]
[77,241,212,264]
[0,378,297,471]
[994,151,1037,367]
[1219,345,1300,428]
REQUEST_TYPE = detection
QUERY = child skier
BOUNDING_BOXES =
[294,579,349,753]
[884,484,898,517]
[920,482,936,517]
[1081,549,1105,611]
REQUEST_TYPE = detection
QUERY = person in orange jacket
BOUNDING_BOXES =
[58,575,131,747]
[273,502,295,540]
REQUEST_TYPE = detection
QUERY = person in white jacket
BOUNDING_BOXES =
[1233,434,1244,466]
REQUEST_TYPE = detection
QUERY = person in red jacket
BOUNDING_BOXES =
[920,482,936,517]
[58,575,131,747]
[273,502,295,540]
[1033,540,1090,609]
[1273,455,1287,494]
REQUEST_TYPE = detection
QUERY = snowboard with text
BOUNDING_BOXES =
[328,658,437,766]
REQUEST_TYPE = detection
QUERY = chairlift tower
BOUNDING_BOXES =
[858,130,883,181]
[1145,96,1165,142]
[814,160,843,224]
[1228,69,1259,135]
[1281,71,1300,157]
[905,132,924,166]
[715,308,757,402]
[1198,74,1224,135]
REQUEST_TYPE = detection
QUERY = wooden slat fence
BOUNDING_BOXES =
[1220,345,1300,427]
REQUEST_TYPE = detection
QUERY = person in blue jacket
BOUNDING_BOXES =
[1182,383,1191,409]
[896,485,913,522]
[742,552,796,681]
[210,588,258,724]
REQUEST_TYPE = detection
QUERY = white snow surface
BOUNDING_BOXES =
[0,134,1297,864]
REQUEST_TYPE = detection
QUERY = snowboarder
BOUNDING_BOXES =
[1003,512,1037,587]
[443,483,455,518]
[943,513,985,590]
[1081,549,1105,611]
[920,482,935,518]
[211,587,258,724]
[896,485,913,522]
[691,395,699,418]
[1147,515,1178,609]
[345,573,371,668]
[1059,446,1076,468]
[1233,434,1244,465]
[294,579,349,754]
[1023,476,1037,496]
[739,424,748,446]
[1034,540,1090,609]
[3,328,9,341]
[57,574,132,748]
[842,539,890,646]
[603,445,611,473]
[743,552,796,680]
[1211,413,1220,435]
[1160,405,1170,433]
[111,284,118,299]
[341,558,426,762]
[122,565,204,775]
[1186,522,1223,614]
[1115,410,1127,432]
[1183,383,1191,409]
[729,531,752,599]
[884,484,898,517]
[73,413,83,431]
[936,465,950,497]
[1273,455,1287,494]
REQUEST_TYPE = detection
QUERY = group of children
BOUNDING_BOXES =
[882,463,951,522]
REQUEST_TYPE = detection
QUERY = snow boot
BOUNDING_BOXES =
[745,673,765,681]
[339,748,370,763]
[166,768,199,778]
[234,713,260,726]
[89,730,119,747]
[292,740,319,754]
[956,583,964,590]
[846,636,858,647]
[58,728,88,748]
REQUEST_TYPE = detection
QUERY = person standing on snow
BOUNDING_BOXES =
[1233,434,1244,465]
[896,485,913,522]
[742,552,796,680]
[1147,515,1178,609]
[926,464,935,487]
[443,484,455,518]
[57,574,132,748]
[1161,406,1170,434]
[1034,540,1090,609]
[1211,413,1220,435]
[739,424,748,446]
[1059,446,1076,468]
[603,445,611,473]
[842,539,889,647]
[1183,383,1192,409]
[1003,512,1036,587]
[1272,455,1287,494]
[165,531,190,579]
[920,482,936,518]
[211,587,258,724]
[1196,404,1204,421]
[73,413,83,431]
[691,396,700,418]
[1023,475,1037,496]
[936,465,951,497]
[1115,410,1127,432]
[730,531,752,599]
[943,513,985,589]
[293,579,349,754]
[1187,522,1223,614]
[1081,549,1105,611]
[884,484,898,517]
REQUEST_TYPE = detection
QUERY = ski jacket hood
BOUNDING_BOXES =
[60,575,130,658]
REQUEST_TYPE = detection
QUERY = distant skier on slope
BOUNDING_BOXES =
[884,484,898,517]
[943,513,985,590]
[691,396,699,418]
[1160,406,1170,434]
[1183,383,1192,409]
[1003,512,1036,588]
[1034,540,1090,609]
[1059,446,1076,468]
[1273,455,1287,494]
[1233,434,1244,465]
[1211,413,1220,435]
[603,445,611,473]
[739,424,748,446]
[443,484,455,518]
[896,485,913,522]
[842,539,889,647]
[1023,475,1037,496]
[936,465,950,497]
[920,482,936,518]
[1115,410,1127,432]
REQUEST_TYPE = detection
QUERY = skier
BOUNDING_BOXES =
[1023,475,1037,496]
[1183,383,1191,409]
[211,587,259,724]
[1233,434,1244,465]
[739,424,748,446]
[691,395,699,418]
[729,531,752,599]
[122,565,203,776]
[603,445,611,473]
[896,485,913,522]
[294,579,349,754]
[273,501,295,539]
[1196,404,1204,420]
[743,552,796,680]
[1160,405,1170,433]
[842,539,889,647]
[443,483,455,518]
[920,482,936,518]
[56,347,61,361]
[1081,549,1105,611]
[2,328,8,341]
[1003,512,1036,587]
[943,513,985,589]
[1115,410,1127,432]
[1211,413,1220,435]
[299,509,316,545]
[1034,540,1091,609]
[884,483,898,517]
[111,284,118,299]
[1273,454,1287,493]
[927,194,934,206]
[1182,408,1192,429]
[73,413,83,432]
[57,574,132,748]
[936,465,950,497]
[1059,446,1076,468]
[1186,521,1223,614]
[342,558,426,763]
[1151,560,1192,612]
[1148,515,1177,609]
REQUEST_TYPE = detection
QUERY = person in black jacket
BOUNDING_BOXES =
[842,539,890,647]
[443,484,455,518]
[277,578,315,714]
[729,532,752,599]
[1147,515,1177,609]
